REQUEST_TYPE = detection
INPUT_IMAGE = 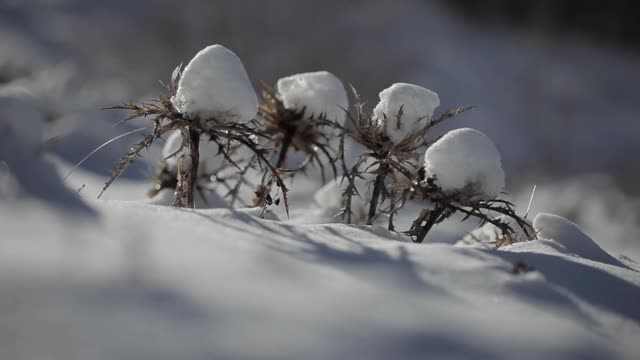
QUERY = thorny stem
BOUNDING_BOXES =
[275,128,294,169]
[415,206,445,243]
[388,192,396,231]
[186,128,200,208]
[367,163,389,225]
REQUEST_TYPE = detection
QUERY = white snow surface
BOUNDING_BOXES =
[373,83,440,144]
[2,196,639,360]
[276,70,349,125]
[533,212,626,267]
[171,45,258,124]
[424,128,505,198]
[0,96,45,150]
[0,149,639,359]
[161,131,225,175]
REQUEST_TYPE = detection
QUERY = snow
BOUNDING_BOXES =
[533,212,626,267]
[276,71,349,125]
[161,131,225,175]
[0,98,93,213]
[1,140,639,359]
[507,175,640,260]
[3,5,640,358]
[424,128,505,198]
[0,96,44,151]
[147,188,230,209]
[1,196,639,360]
[171,45,258,124]
[373,83,440,144]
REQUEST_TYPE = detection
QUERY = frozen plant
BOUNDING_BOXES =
[148,131,220,197]
[259,71,348,176]
[149,131,258,208]
[103,44,288,211]
[404,128,533,243]
[312,177,386,225]
[339,84,471,227]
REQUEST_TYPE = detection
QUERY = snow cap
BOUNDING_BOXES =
[172,45,258,124]
[424,128,504,198]
[276,71,349,125]
[373,83,440,144]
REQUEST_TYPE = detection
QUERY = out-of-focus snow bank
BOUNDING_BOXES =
[0,198,639,360]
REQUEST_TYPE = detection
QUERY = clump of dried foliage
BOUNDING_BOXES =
[401,168,536,245]
[338,87,473,228]
[250,81,342,212]
[258,81,339,180]
[99,64,532,246]
[103,65,289,214]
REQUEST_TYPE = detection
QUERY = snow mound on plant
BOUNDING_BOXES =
[0,96,44,151]
[171,45,258,123]
[424,128,504,198]
[373,83,440,144]
[276,71,349,125]
[162,131,225,175]
[533,212,625,267]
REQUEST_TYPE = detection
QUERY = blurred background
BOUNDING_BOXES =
[1,0,639,254]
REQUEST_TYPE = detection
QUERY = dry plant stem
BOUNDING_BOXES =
[275,129,293,168]
[186,128,200,208]
[415,206,445,243]
[367,163,389,225]
[387,192,396,231]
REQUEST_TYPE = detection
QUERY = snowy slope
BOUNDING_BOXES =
[1,185,639,359]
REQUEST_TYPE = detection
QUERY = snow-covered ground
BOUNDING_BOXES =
[0,154,637,359]
[2,0,640,358]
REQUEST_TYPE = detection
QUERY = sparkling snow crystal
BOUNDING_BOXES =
[276,71,349,124]
[171,45,258,124]
[162,131,225,175]
[373,83,440,144]
[424,128,504,198]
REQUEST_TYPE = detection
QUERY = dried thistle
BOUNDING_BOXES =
[102,63,289,214]
[338,85,472,228]
[403,169,536,245]
[259,80,339,181]
[148,131,256,208]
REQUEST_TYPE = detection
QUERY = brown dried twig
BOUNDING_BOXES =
[404,170,535,245]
